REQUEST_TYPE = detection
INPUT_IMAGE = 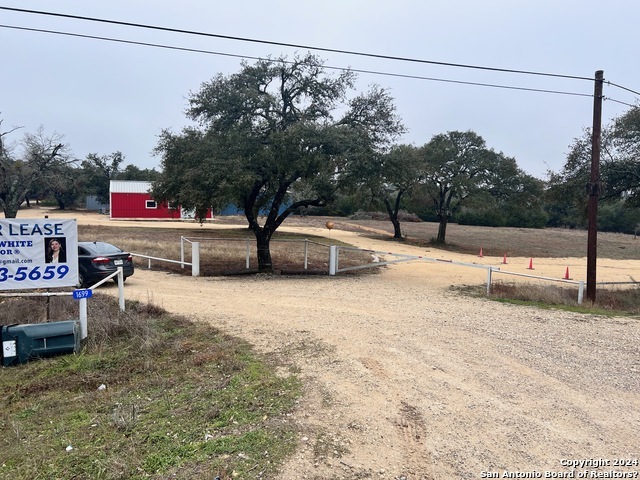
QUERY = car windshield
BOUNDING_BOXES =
[85,242,123,255]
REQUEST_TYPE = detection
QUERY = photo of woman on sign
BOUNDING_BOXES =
[45,237,67,263]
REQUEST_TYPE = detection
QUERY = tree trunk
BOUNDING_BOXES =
[384,193,404,240]
[255,231,274,273]
[2,199,20,218]
[54,193,66,210]
[436,216,448,244]
[391,218,402,239]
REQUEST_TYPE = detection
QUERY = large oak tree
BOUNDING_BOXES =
[153,54,403,272]
[419,130,496,244]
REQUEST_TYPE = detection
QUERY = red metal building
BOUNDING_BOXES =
[109,180,213,220]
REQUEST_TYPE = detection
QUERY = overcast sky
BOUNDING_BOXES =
[1,1,638,180]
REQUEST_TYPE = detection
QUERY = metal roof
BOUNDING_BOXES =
[110,180,152,194]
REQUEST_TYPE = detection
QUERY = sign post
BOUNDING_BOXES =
[72,289,92,340]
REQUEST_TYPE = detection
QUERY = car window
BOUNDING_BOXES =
[78,242,124,255]
[91,242,123,255]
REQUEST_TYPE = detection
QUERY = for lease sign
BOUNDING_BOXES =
[0,219,79,290]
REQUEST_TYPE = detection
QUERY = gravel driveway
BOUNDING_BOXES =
[21,209,639,479]
[112,227,639,479]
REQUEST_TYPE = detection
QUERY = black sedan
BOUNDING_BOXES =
[77,241,135,287]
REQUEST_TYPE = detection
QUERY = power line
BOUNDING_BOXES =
[338,65,593,97]
[0,5,596,83]
[0,24,595,99]
[5,6,639,102]
[606,81,640,98]
[0,25,264,63]
[604,97,637,108]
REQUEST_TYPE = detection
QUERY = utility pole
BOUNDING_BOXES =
[586,70,604,302]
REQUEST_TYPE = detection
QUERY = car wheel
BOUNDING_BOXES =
[77,272,86,288]
[113,276,127,284]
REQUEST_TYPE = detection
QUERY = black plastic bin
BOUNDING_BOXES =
[1,320,80,367]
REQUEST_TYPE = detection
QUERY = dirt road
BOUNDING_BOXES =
[116,232,639,479]
[14,209,640,479]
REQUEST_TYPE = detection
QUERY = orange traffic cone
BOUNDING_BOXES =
[563,267,570,280]
[502,254,508,265]
[478,248,483,258]
[527,258,534,270]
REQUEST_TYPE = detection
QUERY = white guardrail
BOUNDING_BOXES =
[331,246,593,303]
[134,242,199,277]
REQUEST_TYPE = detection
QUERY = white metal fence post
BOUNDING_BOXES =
[304,239,308,271]
[246,240,250,269]
[578,280,585,304]
[192,242,200,276]
[180,236,185,269]
[79,297,88,340]
[117,267,125,312]
[486,267,493,294]
[329,245,337,275]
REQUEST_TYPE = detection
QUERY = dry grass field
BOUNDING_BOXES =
[267,215,640,260]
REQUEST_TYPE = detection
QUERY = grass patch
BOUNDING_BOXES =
[455,282,640,316]
[0,294,301,479]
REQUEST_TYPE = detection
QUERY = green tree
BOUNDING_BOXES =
[548,104,640,230]
[545,128,604,227]
[483,154,547,228]
[153,54,403,272]
[48,163,86,210]
[502,174,547,228]
[419,131,495,244]
[457,166,547,229]
[0,122,68,218]
[120,164,161,181]
[608,105,640,205]
[598,199,640,234]
[360,144,420,239]
[81,152,124,205]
